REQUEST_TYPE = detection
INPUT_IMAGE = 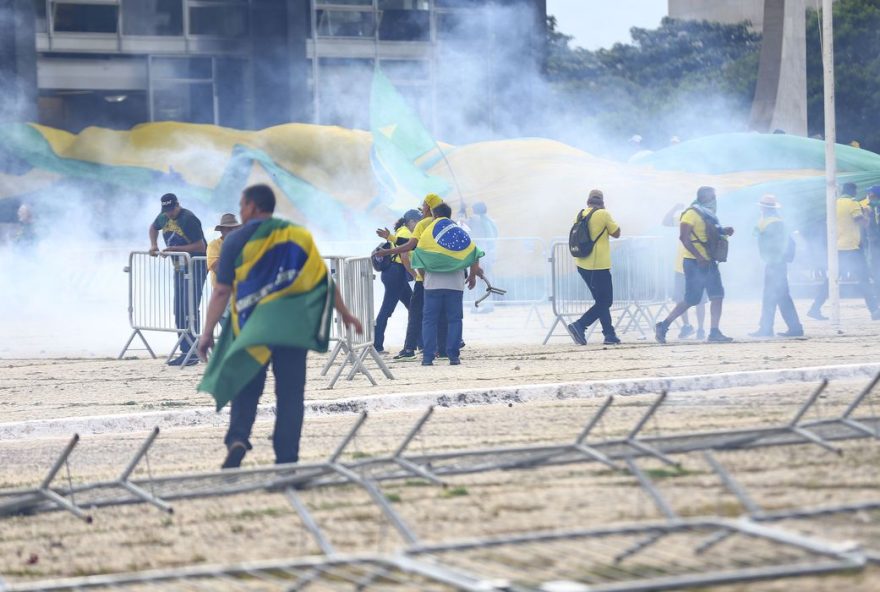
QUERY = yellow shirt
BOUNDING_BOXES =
[573,208,619,271]
[392,226,412,264]
[837,197,863,251]
[206,237,223,287]
[410,217,433,282]
[680,208,709,260]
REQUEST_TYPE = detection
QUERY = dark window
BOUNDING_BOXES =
[378,8,429,41]
[189,4,248,37]
[122,0,183,36]
[151,57,213,81]
[53,3,119,34]
[316,9,375,37]
[315,0,371,4]
[33,0,47,33]
[153,82,215,123]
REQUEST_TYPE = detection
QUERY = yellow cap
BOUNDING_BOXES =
[424,193,443,210]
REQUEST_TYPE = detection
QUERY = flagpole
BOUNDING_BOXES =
[821,0,840,329]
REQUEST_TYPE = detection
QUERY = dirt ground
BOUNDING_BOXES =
[2,301,880,590]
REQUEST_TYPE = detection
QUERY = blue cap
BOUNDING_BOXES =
[868,185,880,196]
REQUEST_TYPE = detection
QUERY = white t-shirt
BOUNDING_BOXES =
[424,270,465,291]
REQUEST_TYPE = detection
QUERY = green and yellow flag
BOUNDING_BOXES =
[411,217,483,273]
[198,218,333,410]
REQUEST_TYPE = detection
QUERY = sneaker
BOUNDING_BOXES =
[807,308,828,321]
[221,441,247,470]
[654,321,669,344]
[167,354,186,366]
[696,328,705,340]
[393,350,416,360]
[566,323,587,346]
[421,359,434,366]
[707,329,734,343]
[603,335,621,345]
[449,358,461,366]
[460,341,466,349]
[748,330,773,338]
[182,356,199,367]
[677,324,694,339]
[777,328,805,337]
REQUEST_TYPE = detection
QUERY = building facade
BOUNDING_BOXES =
[0,0,546,141]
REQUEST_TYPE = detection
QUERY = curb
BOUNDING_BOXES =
[2,362,879,441]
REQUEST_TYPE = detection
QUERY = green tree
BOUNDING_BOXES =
[545,16,761,154]
[807,0,880,151]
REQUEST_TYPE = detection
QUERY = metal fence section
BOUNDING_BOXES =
[190,255,221,342]
[321,256,394,389]
[118,251,195,362]
[2,375,879,590]
[544,237,672,344]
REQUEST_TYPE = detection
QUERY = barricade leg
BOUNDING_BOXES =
[321,340,347,377]
[118,329,157,360]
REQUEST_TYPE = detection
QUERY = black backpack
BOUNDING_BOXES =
[569,208,606,258]
[371,241,392,272]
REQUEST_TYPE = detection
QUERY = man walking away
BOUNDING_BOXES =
[655,186,735,344]
[748,195,803,338]
[197,184,362,469]
[808,182,879,320]
[149,193,207,366]
[662,203,706,339]
[566,189,622,346]
[412,202,483,366]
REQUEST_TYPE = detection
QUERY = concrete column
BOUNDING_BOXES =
[0,0,38,122]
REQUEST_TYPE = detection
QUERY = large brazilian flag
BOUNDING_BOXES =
[198,218,333,410]
[411,218,484,273]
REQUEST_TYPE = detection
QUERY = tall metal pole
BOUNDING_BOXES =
[822,0,840,328]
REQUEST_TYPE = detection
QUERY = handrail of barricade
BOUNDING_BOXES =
[119,251,197,362]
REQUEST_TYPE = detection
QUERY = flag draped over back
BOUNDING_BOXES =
[411,217,483,273]
[198,218,333,410]
[369,68,450,209]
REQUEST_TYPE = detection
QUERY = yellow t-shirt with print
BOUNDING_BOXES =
[391,226,412,264]
[680,208,709,260]
[410,217,433,282]
[206,237,223,287]
[837,197,863,251]
[573,208,619,271]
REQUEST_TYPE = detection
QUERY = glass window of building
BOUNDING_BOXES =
[315,0,371,5]
[122,0,183,36]
[52,2,119,34]
[188,1,248,37]
[33,0,48,33]
[316,9,375,38]
[378,0,429,41]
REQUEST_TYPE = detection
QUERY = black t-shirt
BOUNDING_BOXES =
[216,219,263,286]
[152,208,206,255]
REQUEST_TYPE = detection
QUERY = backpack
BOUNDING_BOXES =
[569,208,606,258]
[686,207,728,263]
[371,241,392,272]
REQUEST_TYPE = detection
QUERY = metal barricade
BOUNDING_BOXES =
[191,255,223,343]
[118,251,197,362]
[544,237,671,344]
[320,256,394,388]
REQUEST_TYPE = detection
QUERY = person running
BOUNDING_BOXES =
[566,189,622,346]
[376,194,444,360]
[197,184,362,469]
[372,209,421,353]
[148,193,207,366]
[655,186,735,344]
[748,195,803,338]
[809,182,880,320]
[662,203,706,339]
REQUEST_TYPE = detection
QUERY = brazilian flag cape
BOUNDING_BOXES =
[410,217,484,273]
[198,218,333,410]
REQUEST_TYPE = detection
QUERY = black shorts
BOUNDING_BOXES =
[683,258,724,305]
[673,272,708,304]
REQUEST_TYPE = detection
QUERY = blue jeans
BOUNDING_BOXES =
[422,289,463,363]
[224,346,307,464]
[374,263,412,351]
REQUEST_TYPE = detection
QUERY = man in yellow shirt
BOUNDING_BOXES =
[376,193,443,360]
[206,213,241,287]
[808,182,879,319]
[662,202,706,339]
[566,189,622,346]
[655,186,735,343]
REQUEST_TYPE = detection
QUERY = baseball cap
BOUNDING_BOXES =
[215,213,240,231]
[160,193,179,212]
[424,193,443,209]
[403,209,422,223]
